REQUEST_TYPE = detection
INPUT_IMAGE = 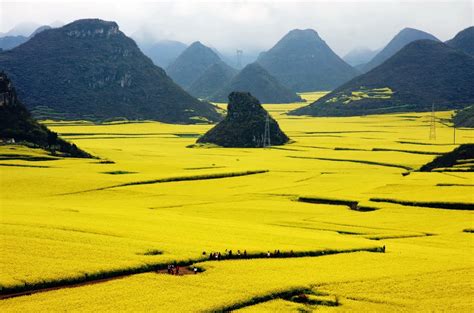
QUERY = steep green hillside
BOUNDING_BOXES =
[0,19,221,123]
[0,72,92,158]
[290,40,474,117]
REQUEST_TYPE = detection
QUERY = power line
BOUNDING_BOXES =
[429,103,436,140]
[263,113,271,148]
[236,49,243,69]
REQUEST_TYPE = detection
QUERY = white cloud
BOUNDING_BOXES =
[1,0,472,56]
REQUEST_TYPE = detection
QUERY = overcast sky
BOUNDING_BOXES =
[0,0,472,56]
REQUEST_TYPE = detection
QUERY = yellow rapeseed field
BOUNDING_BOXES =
[0,92,473,311]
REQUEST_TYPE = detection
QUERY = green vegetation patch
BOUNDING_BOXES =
[370,197,474,211]
[0,163,51,168]
[453,105,474,128]
[101,171,137,175]
[420,144,474,171]
[94,160,115,164]
[288,156,413,171]
[0,153,59,161]
[140,249,164,256]
[173,133,201,138]
[325,87,393,105]
[297,196,380,212]
[60,170,270,195]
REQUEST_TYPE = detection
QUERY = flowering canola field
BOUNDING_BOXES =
[0,92,473,312]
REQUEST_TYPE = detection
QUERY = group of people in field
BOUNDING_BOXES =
[167,264,180,275]
[166,264,199,275]
[166,246,386,276]
[205,249,295,260]
[207,249,246,261]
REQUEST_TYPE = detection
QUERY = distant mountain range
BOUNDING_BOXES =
[219,50,260,70]
[343,47,380,67]
[361,28,439,72]
[167,42,301,103]
[0,72,92,158]
[139,40,187,68]
[166,41,222,89]
[0,19,222,123]
[290,40,474,117]
[167,41,300,104]
[256,29,358,92]
[0,25,52,50]
[187,61,238,99]
[0,22,42,37]
[446,26,474,56]
[0,36,28,51]
[210,63,302,104]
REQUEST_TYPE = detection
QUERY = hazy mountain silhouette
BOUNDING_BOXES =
[0,19,222,123]
[343,47,379,67]
[290,40,474,117]
[361,27,439,72]
[166,41,222,89]
[0,36,28,51]
[0,25,53,50]
[29,25,52,38]
[256,29,358,92]
[187,61,237,99]
[210,63,302,104]
[140,40,187,68]
[0,22,41,37]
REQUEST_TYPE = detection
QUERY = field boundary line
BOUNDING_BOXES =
[287,156,413,171]
[370,198,474,210]
[56,169,269,195]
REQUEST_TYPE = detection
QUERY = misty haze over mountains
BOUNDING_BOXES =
[1,1,471,57]
[2,17,472,118]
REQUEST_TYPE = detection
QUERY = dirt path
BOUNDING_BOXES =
[0,247,383,300]
[0,268,198,300]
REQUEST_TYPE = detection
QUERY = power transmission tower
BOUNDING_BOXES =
[429,103,436,140]
[236,49,243,69]
[263,113,271,147]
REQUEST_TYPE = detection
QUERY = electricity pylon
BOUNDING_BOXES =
[429,103,436,140]
[263,113,271,147]
[236,49,243,69]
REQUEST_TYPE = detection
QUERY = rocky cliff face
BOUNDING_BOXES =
[0,72,18,106]
[64,20,119,38]
[0,72,92,158]
[197,92,289,147]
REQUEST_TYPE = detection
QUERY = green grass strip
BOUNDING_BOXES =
[288,156,413,170]
[58,170,269,195]
[370,198,474,210]
[209,287,314,312]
